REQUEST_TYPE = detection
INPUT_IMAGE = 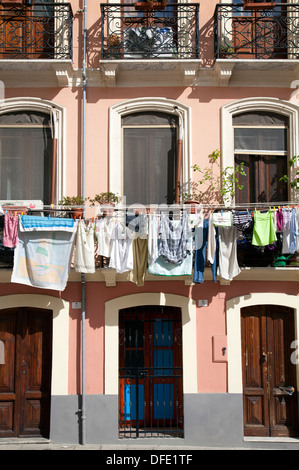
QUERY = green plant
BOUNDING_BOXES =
[218,44,235,57]
[181,149,246,205]
[279,156,299,189]
[59,195,85,206]
[88,192,120,205]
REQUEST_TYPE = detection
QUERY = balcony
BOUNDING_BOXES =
[214,2,299,86]
[0,2,74,86]
[1,205,299,287]
[100,2,200,86]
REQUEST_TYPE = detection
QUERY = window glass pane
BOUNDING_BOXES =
[235,154,288,203]
[234,128,287,152]
[0,126,52,204]
[233,111,288,127]
[123,117,177,205]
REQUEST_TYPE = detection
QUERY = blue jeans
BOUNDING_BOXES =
[193,218,218,284]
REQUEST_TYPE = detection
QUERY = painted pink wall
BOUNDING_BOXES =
[3,85,293,200]
[0,279,298,395]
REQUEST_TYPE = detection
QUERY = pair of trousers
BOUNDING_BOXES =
[193,218,218,284]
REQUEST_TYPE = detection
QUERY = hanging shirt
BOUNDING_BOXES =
[217,226,241,281]
[252,210,277,247]
[213,211,232,227]
[282,208,292,253]
[96,218,115,258]
[158,211,192,264]
[3,214,19,248]
[109,222,133,274]
[148,214,159,264]
[74,220,95,273]
[232,211,252,231]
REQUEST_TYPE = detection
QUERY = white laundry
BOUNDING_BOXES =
[109,223,133,273]
[74,220,95,273]
[96,218,115,258]
[147,214,159,264]
[217,226,240,281]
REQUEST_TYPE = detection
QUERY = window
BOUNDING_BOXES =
[0,111,53,205]
[122,112,178,205]
[221,98,299,205]
[109,98,191,206]
[233,111,289,203]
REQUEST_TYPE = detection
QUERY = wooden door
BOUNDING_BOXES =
[0,308,52,438]
[242,305,299,437]
[0,4,54,59]
[119,306,183,438]
[232,1,287,59]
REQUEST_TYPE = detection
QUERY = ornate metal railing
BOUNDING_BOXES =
[0,2,73,60]
[214,3,299,60]
[101,3,199,60]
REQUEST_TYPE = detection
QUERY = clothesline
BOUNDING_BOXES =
[1,205,298,292]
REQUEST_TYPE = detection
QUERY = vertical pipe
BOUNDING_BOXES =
[81,0,87,446]
[50,138,57,205]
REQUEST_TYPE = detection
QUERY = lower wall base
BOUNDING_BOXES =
[50,394,243,447]
[50,393,299,449]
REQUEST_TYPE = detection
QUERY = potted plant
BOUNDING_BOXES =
[88,192,120,217]
[59,195,86,218]
[181,149,246,207]
[88,192,119,206]
[218,44,235,58]
[107,34,121,59]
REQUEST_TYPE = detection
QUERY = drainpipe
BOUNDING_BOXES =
[174,107,183,205]
[80,0,87,446]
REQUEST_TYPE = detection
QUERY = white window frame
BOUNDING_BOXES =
[221,97,299,204]
[109,98,192,205]
[0,97,65,206]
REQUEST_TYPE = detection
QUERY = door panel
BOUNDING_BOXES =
[119,306,183,438]
[0,5,54,59]
[0,308,52,438]
[242,305,298,437]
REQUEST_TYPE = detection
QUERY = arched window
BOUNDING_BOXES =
[109,98,191,206]
[233,111,289,203]
[0,98,64,206]
[221,98,299,204]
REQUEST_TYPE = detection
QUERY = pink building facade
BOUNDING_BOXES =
[0,0,299,448]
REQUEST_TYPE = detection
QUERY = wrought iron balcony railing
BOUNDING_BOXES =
[0,2,73,60]
[214,2,299,60]
[101,3,199,60]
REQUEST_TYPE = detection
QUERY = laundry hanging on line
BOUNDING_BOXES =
[1,204,299,291]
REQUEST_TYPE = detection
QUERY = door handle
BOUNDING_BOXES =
[276,386,295,396]
[261,352,267,362]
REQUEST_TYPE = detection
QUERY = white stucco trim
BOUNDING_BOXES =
[226,292,299,394]
[0,294,69,396]
[109,98,192,201]
[0,97,66,203]
[105,292,197,395]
